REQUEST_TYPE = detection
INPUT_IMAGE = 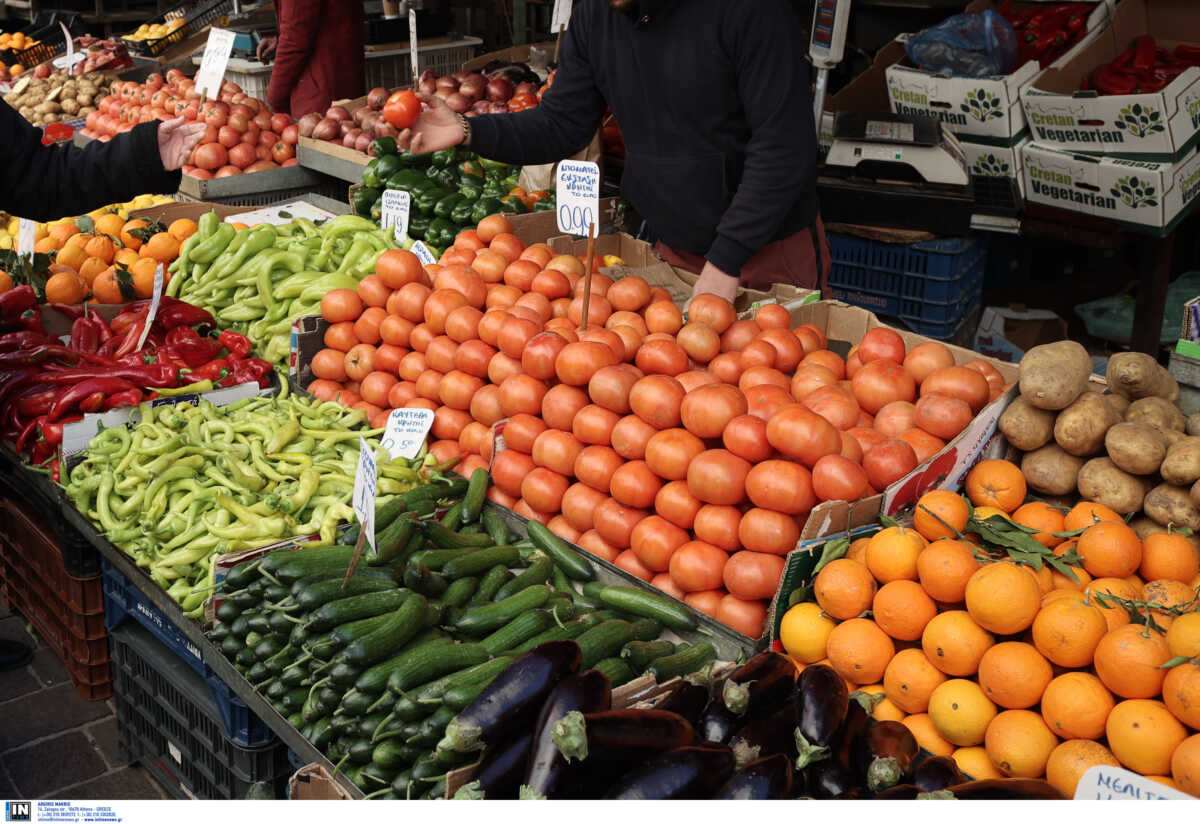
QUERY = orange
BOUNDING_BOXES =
[77,256,108,287]
[168,218,199,242]
[90,267,128,304]
[1107,699,1188,776]
[1146,776,1179,790]
[864,526,927,583]
[914,490,969,541]
[34,236,57,254]
[778,602,834,664]
[93,212,125,237]
[1029,563,1054,596]
[0,271,12,293]
[1077,521,1142,578]
[964,561,1041,635]
[985,709,1058,778]
[971,505,1009,523]
[83,234,116,265]
[130,257,165,299]
[49,221,80,247]
[902,713,955,757]
[1086,577,1139,630]
[1094,624,1172,699]
[965,459,1026,513]
[1041,672,1114,740]
[857,684,906,723]
[1031,596,1108,668]
[922,610,994,676]
[1142,579,1196,611]
[872,580,937,641]
[140,232,179,263]
[1163,662,1200,731]
[825,618,895,685]
[1042,588,1086,607]
[43,272,87,305]
[230,222,250,231]
[1063,501,1123,532]
[977,642,1052,710]
[1049,544,1091,591]
[1045,740,1120,797]
[928,678,996,746]
[114,247,141,269]
[64,232,92,251]
[1010,501,1066,548]
[119,219,148,251]
[1172,734,1200,797]
[882,648,946,714]
[813,558,876,621]
[55,243,87,272]
[846,536,871,565]
[1167,612,1200,659]
[952,746,1004,780]
[1140,533,1200,584]
[916,539,981,604]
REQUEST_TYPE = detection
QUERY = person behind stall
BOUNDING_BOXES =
[398,0,829,303]
[259,0,366,118]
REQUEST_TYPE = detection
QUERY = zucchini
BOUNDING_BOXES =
[592,657,636,686]
[508,615,603,654]
[340,594,428,667]
[385,641,491,694]
[390,769,418,800]
[223,560,260,590]
[208,623,230,643]
[220,634,243,658]
[235,647,256,667]
[621,639,676,671]
[357,711,390,738]
[310,716,333,751]
[442,576,478,608]
[281,664,310,687]
[461,468,489,524]
[246,662,269,684]
[646,641,716,682]
[478,609,553,655]
[453,584,551,635]
[347,739,375,765]
[411,752,446,781]
[442,546,521,579]
[283,687,311,712]
[482,507,509,546]
[527,520,594,581]
[470,564,513,604]
[577,620,637,669]
[492,553,553,601]
[424,522,491,549]
[292,577,397,613]
[266,609,294,638]
[583,583,698,633]
[228,614,251,639]
[228,589,260,610]
[353,637,457,693]
[359,763,397,789]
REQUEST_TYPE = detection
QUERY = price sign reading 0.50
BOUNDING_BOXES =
[555,160,600,236]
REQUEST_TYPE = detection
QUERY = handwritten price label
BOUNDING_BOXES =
[353,437,379,551]
[135,264,165,351]
[555,160,600,236]
[551,0,572,30]
[380,190,411,243]
[411,241,436,265]
[380,408,435,460]
[194,28,236,100]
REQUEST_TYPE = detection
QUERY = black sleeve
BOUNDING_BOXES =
[705,0,817,277]
[467,3,607,165]
[0,100,181,222]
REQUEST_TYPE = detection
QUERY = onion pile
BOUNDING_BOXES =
[298,86,398,154]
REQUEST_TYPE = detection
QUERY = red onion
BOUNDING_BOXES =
[471,100,492,114]
[436,75,459,92]
[339,119,356,137]
[418,69,438,95]
[435,88,453,101]
[360,111,379,132]
[325,105,350,121]
[451,70,470,82]
[464,73,487,88]
[514,81,538,98]
[343,127,363,148]
[374,121,398,138]
[311,117,339,141]
[444,93,470,114]
[352,105,372,126]
[459,79,484,101]
[366,87,389,110]
[354,132,373,153]
[486,77,513,103]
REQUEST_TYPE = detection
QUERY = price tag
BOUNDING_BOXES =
[381,190,411,243]
[380,407,436,459]
[353,436,379,551]
[52,22,80,72]
[408,7,420,87]
[411,241,436,265]
[194,28,237,100]
[136,264,165,351]
[17,219,35,257]
[555,160,600,236]
[551,0,572,31]
[1074,766,1192,800]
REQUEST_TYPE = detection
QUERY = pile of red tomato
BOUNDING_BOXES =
[81,69,298,178]
[304,215,1010,638]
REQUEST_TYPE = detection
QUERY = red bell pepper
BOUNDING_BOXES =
[186,358,230,383]
[224,357,273,388]
[70,316,102,354]
[218,330,253,359]
[1133,35,1157,71]
[101,388,144,411]
[156,301,215,332]
[0,286,37,322]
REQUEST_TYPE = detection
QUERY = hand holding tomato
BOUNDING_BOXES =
[157,116,207,170]
[395,92,464,155]
[383,89,422,130]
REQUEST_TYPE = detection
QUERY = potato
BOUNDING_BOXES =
[1104,422,1167,475]
[60,99,79,115]
[1053,392,1118,457]
[998,396,1057,451]
[1076,457,1152,514]
[1127,516,1164,540]
[1163,428,1187,446]
[1022,444,1084,496]
[1018,341,1093,410]
[1125,396,1185,434]
[1160,436,1200,486]
[1187,412,1200,436]
[1143,483,1200,531]
[1106,352,1176,400]
[77,94,93,107]
[1102,393,1130,418]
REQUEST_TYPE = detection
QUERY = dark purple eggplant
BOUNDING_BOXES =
[830,694,872,770]
[466,730,534,799]
[654,680,710,727]
[851,719,919,793]
[720,652,797,719]
[912,754,964,793]
[521,670,612,798]
[604,746,736,800]
[699,699,742,745]
[440,640,581,753]
[943,779,1065,800]
[713,754,792,799]
[552,709,693,764]
[728,694,800,769]
[797,664,848,748]
[804,756,857,799]
[874,783,921,800]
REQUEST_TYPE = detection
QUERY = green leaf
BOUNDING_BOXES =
[75,215,94,234]
[1158,656,1193,670]
[115,266,137,302]
[878,514,900,528]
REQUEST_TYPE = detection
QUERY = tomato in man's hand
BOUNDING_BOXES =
[383,90,421,129]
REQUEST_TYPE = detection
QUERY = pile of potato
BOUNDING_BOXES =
[3,72,107,126]
[999,341,1200,530]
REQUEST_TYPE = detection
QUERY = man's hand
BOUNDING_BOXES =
[690,260,739,305]
[157,117,207,171]
[398,93,465,155]
[256,35,277,62]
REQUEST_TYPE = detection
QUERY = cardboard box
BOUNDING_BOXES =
[974,304,1069,362]
[509,196,624,246]
[886,0,1112,143]
[287,763,354,800]
[126,201,249,223]
[1021,0,1200,160]
[960,132,1031,197]
[1021,140,1200,233]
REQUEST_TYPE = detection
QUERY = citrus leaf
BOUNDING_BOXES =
[1158,656,1192,670]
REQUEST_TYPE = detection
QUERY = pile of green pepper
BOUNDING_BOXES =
[354,138,555,250]
[166,213,398,366]
[63,380,424,617]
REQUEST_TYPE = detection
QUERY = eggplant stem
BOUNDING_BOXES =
[723,679,752,716]
[867,756,902,793]
[453,780,484,800]
[550,710,587,763]
[793,729,830,770]
[916,790,956,800]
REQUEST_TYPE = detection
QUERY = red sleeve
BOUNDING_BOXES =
[267,0,321,113]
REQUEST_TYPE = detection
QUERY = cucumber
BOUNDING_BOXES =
[592,656,637,686]
[576,619,637,669]
[215,601,241,623]
[461,468,489,524]
[328,610,401,649]
[393,692,436,723]
[282,687,310,712]
[620,639,676,671]
[492,553,553,601]
[289,566,397,598]
[330,715,358,736]
[267,609,294,638]
[453,584,551,635]
[280,664,310,688]
[223,560,260,590]
[260,545,358,575]
[262,583,290,602]
[424,522,492,549]
[353,638,456,693]
[478,609,553,655]
[544,595,576,622]
[228,589,259,610]
[329,660,364,687]
[228,614,251,639]
[582,583,698,633]
[442,546,520,579]
[440,501,464,530]
[220,634,243,658]
[360,763,397,789]
[357,711,390,738]
[550,564,574,595]
[305,589,412,632]
[527,520,594,581]
[470,565,513,605]
[244,612,270,636]
[265,679,288,700]
[340,594,428,667]
[407,547,478,570]
[405,705,455,747]
[384,641,491,694]
[411,656,514,705]
[244,631,263,649]
[292,577,397,613]
[347,739,375,765]
[442,576,478,608]
[629,617,664,641]
[646,641,717,682]
[340,690,378,717]
[272,551,364,584]
[208,624,231,643]
[402,564,448,597]
[507,614,603,654]
[372,739,412,771]
[310,716,333,750]
[390,769,417,799]
[410,752,445,781]
[246,662,269,684]
[235,647,257,667]
[481,507,509,547]
[442,681,488,712]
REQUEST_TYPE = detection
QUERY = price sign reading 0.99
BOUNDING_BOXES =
[555,160,601,236]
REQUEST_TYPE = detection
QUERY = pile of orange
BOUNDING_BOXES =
[36,213,194,304]
[779,459,1200,798]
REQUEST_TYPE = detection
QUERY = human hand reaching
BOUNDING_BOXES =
[256,35,277,62]
[157,117,206,170]
[397,93,465,155]
[690,260,739,304]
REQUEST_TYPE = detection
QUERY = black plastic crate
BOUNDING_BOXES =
[121,0,232,57]
[111,622,291,799]
[0,448,100,578]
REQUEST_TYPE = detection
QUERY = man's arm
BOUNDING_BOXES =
[704,0,817,280]
[267,0,320,113]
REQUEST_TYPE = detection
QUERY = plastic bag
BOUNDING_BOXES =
[905,11,1019,78]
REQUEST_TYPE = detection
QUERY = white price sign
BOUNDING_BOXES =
[551,0,572,31]
[194,28,237,100]
[1074,766,1193,800]
[353,436,379,551]
[17,219,35,257]
[411,240,436,265]
[380,190,411,243]
[408,7,420,86]
[52,22,82,72]
[555,160,600,236]
[135,264,165,351]
[380,407,436,460]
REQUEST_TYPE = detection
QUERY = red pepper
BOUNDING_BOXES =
[50,457,59,483]
[77,391,106,413]
[16,386,60,417]
[187,358,230,383]
[70,316,101,354]
[14,306,44,334]
[224,357,273,389]
[30,440,53,466]
[15,416,40,454]
[0,345,81,368]
[1093,64,1138,95]
[31,362,178,388]
[1133,35,1157,71]
[0,368,36,410]
[113,321,145,360]
[0,331,60,352]
[156,301,215,332]
[39,414,80,447]
[218,330,253,359]
[47,377,137,421]
[46,302,86,320]
[1176,44,1200,65]
[0,286,37,322]
[101,387,143,411]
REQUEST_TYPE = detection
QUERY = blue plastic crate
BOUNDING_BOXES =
[102,558,275,748]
